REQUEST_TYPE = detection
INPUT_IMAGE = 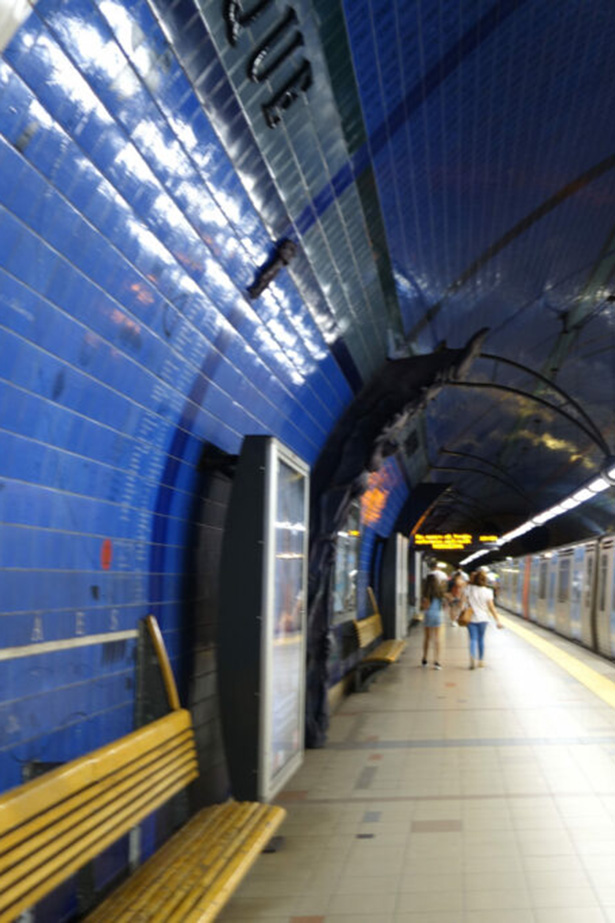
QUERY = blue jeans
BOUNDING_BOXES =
[467,621,488,660]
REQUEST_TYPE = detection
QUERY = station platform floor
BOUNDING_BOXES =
[218,614,615,923]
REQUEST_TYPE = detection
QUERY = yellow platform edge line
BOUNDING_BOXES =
[500,614,615,709]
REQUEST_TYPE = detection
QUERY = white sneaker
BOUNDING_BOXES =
[469,657,476,670]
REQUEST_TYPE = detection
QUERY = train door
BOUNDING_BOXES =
[508,558,521,615]
[535,554,549,626]
[569,544,585,642]
[596,537,615,657]
[580,541,597,648]
[528,555,540,622]
[554,549,573,636]
[500,559,515,611]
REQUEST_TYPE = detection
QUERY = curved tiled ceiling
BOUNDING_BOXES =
[175,0,615,555]
[186,0,615,551]
[339,0,615,549]
[3,0,615,572]
[300,0,615,550]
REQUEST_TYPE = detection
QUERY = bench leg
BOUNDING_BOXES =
[262,834,285,853]
[354,664,371,693]
[354,663,384,693]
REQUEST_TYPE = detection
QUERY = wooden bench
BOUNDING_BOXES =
[352,590,406,691]
[0,616,286,923]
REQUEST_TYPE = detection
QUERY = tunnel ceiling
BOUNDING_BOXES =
[183,0,615,549]
[3,0,615,560]
[339,0,615,547]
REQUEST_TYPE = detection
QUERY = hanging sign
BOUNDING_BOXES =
[414,533,473,550]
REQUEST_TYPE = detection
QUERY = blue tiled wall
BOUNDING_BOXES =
[0,0,358,798]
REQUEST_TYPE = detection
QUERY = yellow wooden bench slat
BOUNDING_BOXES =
[0,711,198,923]
[353,613,382,648]
[353,612,406,660]
[0,617,285,923]
[0,720,195,868]
[155,805,283,923]
[0,763,198,923]
[83,804,231,919]
[85,802,287,923]
[94,803,258,921]
[90,804,265,922]
[0,709,193,836]
[363,639,407,664]
[130,809,254,922]
[0,735,196,872]
[163,804,268,923]
[352,604,406,691]
[185,806,286,923]
[0,753,197,906]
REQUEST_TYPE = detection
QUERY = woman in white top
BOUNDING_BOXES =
[464,570,503,669]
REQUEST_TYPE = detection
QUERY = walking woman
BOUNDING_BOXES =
[464,570,504,668]
[421,573,444,669]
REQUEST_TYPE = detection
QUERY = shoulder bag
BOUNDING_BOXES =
[458,595,473,627]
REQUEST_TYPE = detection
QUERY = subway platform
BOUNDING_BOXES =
[219,615,615,923]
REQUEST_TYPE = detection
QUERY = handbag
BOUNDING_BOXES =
[458,606,473,627]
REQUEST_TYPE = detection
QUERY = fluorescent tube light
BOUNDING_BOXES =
[589,476,609,492]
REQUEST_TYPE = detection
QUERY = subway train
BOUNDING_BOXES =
[495,535,615,658]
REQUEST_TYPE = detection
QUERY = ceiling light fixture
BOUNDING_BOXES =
[491,464,614,555]
[460,548,490,566]
[589,476,609,492]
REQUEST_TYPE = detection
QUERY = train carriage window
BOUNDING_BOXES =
[599,554,608,611]
[332,502,360,624]
[539,561,547,600]
[584,556,594,609]
[571,570,582,606]
[557,558,570,604]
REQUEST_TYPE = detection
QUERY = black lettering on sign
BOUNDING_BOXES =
[223,0,274,46]
[263,60,312,128]
[223,2,312,128]
[247,8,302,83]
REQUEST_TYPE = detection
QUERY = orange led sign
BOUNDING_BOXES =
[414,533,472,549]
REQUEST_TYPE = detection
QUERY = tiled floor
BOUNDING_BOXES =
[217,617,615,922]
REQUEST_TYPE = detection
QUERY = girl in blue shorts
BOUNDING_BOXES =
[421,573,444,669]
